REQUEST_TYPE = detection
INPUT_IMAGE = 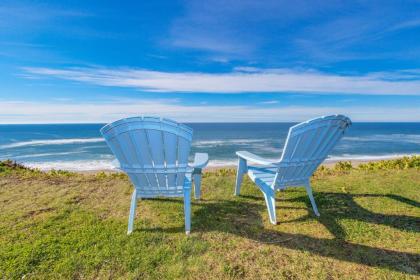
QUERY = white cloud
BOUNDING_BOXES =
[1,99,419,123]
[22,66,420,95]
[167,0,340,57]
[0,3,90,29]
[167,0,420,63]
[259,100,279,104]
[388,18,420,32]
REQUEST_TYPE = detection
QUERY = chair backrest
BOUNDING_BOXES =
[274,115,351,187]
[100,117,193,197]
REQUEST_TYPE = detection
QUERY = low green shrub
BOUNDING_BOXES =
[0,160,27,171]
[358,156,420,170]
[333,161,353,172]
[47,169,75,177]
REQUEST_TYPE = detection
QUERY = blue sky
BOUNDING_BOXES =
[1,0,420,123]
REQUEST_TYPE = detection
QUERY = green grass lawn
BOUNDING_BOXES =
[0,162,419,279]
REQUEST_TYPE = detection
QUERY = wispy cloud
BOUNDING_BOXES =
[0,2,90,30]
[167,0,338,57]
[259,100,279,104]
[388,18,420,32]
[293,4,420,63]
[22,66,420,95]
[0,2,97,62]
[168,0,420,63]
[1,99,419,123]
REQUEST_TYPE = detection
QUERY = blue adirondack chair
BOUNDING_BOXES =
[235,115,351,224]
[101,117,209,235]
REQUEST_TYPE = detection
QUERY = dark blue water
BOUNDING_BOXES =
[0,123,419,170]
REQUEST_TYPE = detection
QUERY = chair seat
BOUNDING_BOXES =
[247,165,278,188]
[248,165,309,189]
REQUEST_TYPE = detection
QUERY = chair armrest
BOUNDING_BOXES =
[236,151,277,165]
[189,153,209,170]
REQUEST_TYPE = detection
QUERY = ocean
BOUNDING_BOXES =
[0,122,419,171]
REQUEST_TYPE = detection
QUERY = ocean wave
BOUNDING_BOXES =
[1,138,104,149]
[23,159,237,171]
[193,139,272,148]
[327,153,420,161]
[24,160,117,171]
[250,145,282,154]
[13,151,81,159]
[209,154,420,166]
[343,134,420,144]
[208,160,238,167]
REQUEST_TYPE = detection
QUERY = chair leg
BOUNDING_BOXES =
[183,188,191,235]
[305,183,320,216]
[235,158,247,196]
[263,190,277,224]
[127,189,137,235]
[193,173,201,200]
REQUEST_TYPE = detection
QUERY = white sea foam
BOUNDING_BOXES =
[207,160,238,167]
[20,153,419,171]
[209,154,420,167]
[327,153,420,162]
[24,160,117,171]
[193,139,272,148]
[343,134,420,144]
[24,159,236,170]
[1,138,104,149]
[208,154,420,167]
[13,151,81,159]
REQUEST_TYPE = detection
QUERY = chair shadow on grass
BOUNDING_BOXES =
[281,192,420,239]
[142,192,420,275]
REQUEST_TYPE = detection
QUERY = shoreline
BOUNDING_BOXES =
[58,155,418,174]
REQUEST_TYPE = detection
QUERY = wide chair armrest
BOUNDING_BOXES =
[189,153,209,171]
[236,151,277,165]
[189,153,208,200]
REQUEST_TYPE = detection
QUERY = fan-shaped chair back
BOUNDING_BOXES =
[274,115,351,187]
[101,117,193,197]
